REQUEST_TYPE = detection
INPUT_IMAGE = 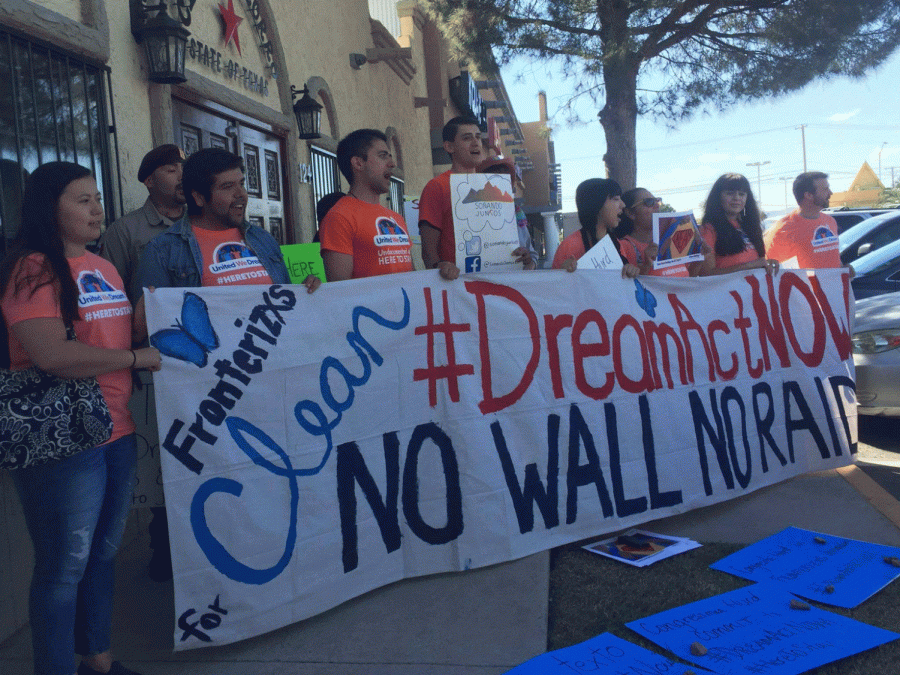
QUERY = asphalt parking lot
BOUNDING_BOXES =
[856,415,900,499]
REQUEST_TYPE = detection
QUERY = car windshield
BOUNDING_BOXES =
[853,238,900,277]
[839,212,900,250]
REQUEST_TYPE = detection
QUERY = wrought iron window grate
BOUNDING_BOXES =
[0,28,122,252]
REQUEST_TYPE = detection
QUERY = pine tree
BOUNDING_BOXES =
[422,0,900,188]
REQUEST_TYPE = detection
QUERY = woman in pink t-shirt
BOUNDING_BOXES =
[0,162,160,675]
[552,178,639,278]
[697,173,779,276]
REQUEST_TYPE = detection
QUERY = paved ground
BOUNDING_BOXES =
[0,533,549,675]
[3,416,900,675]
[856,415,900,499]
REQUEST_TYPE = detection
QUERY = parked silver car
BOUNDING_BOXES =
[853,291,900,416]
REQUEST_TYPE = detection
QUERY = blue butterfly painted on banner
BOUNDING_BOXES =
[633,278,658,318]
[150,291,220,367]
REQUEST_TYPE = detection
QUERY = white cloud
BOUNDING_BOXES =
[828,109,861,123]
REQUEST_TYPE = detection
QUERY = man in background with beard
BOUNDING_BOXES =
[101,144,187,301]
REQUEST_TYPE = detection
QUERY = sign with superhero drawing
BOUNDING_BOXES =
[653,211,705,270]
[450,173,520,273]
[144,268,856,650]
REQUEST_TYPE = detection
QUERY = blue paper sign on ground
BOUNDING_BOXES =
[504,632,707,674]
[709,527,900,608]
[627,582,897,675]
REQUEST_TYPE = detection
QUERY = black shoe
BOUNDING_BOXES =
[148,547,173,582]
[77,661,143,675]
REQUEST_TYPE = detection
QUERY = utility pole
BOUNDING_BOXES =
[780,177,793,210]
[879,142,887,184]
[747,160,771,205]
[796,125,807,172]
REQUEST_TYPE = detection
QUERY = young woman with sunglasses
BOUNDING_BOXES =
[617,188,703,277]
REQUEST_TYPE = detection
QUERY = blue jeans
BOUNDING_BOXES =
[12,434,137,675]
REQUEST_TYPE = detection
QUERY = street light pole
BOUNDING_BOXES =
[780,177,793,210]
[747,160,771,205]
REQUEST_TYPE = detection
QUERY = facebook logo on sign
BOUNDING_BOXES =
[465,257,482,273]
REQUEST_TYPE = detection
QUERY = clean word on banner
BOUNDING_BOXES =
[143,268,856,649]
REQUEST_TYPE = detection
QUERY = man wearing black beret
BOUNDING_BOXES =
[101,144,187,301]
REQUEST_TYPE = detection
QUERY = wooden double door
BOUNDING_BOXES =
[173,98,289,244]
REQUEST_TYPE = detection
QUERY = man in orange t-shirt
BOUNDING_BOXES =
[320,129,414,280]
[764,171,841,269]
[418,117,485,280]
[134,147,319,582]
[137,148,320,291]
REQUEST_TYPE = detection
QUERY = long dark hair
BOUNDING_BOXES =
[576,178,622,251]
[0,161,90,327]
[615,187,646,238]
[701,173,764,257]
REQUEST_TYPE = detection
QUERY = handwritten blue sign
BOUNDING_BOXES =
[504,632,708,674]
[710,527,900,608]
[627,582,897,675]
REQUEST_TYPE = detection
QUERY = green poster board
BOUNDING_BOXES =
[281,243,326,284]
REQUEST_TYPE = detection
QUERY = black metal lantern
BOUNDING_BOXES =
[133,3,190,85]
[291,85,323,140]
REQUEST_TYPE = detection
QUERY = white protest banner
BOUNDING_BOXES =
[653,211,704,270]
[451,173,519,273]
[144,268,856,650]
[579,235,624,270]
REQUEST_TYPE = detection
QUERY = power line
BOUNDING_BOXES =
[560,168,860,201]
[557,123,900,162]
[559,125,798,161]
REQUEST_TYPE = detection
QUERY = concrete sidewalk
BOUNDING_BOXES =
[0,533,549,675]
[3,464,900,675]
[647,465,900,547]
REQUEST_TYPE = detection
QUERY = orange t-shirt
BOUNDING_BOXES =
[552,230,587,269]
[319,195,413,278]
[763,211,840,269]
[700,219,761,270]
[619,236,689,277]
[192,225,274,287]
[552,230,629,269]
[1,253,135,442]
[418,170,457,264]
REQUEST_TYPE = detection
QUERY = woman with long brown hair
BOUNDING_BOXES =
[0,161,160,675]
[698,173,779,275]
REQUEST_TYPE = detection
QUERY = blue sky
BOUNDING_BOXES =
[501,50,900,217]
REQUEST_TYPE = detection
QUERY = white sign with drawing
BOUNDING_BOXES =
[579,235,623,270]
[403,196,420,241]
[451,173,519,273]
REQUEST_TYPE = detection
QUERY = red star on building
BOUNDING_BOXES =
[219,0,243,55]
